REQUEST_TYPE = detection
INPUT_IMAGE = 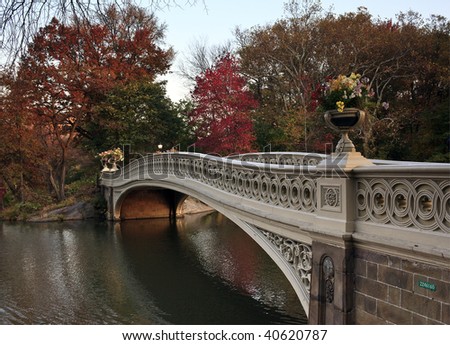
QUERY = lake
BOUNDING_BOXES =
[0,212,307,324]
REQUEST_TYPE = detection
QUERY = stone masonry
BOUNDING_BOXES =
[354,247,449,324]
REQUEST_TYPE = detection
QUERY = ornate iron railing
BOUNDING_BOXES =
[126,152,323,213]
[106,152,450,234]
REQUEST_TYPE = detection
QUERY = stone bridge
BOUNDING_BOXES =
[100,151,450,324]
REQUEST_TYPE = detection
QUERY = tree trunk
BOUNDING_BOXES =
[48,168,60,201]
[48,163,66,202]
[58,163,66,201]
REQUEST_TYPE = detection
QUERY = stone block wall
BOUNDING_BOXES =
[354,248,449,324]
[120,189,172,219]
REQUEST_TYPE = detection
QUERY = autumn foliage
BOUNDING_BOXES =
[235,4,449,158]
[0,0,448,213]
[189,54,258,155]
[1,4,173,202]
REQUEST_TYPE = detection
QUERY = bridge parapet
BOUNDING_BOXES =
[349,164,450,269]
[104,152,450,236]
[114,152,329,215]
[168,152,322,214]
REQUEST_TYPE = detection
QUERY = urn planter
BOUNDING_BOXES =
[324,108,365,153]
[324,107,365,131]
[101,158,119,172]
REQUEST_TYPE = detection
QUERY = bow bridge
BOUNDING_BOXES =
[100,151,450,324]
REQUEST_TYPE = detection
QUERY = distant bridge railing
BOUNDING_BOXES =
[229,152,326,166]
[122,152,324,215]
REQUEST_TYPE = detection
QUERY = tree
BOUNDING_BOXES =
[0,72,46,203]
[178,37,234,83]
[235,1,449,159]
[9,3,173,201]
[88,80,184,153]
[189,53,258,155]
[235,0,330,152]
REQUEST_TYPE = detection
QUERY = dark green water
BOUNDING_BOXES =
[0,212,307,324]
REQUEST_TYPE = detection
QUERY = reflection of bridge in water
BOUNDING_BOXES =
[100,151,450,324]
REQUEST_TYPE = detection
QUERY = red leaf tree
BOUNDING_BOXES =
[11,4,173,201]
[189,53,258,155]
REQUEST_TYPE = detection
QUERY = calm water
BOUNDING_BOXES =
[0,212,307,324]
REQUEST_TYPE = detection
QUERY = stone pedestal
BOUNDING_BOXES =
[317,151,374,172]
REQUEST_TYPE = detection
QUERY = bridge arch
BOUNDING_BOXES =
[110,180,311,316]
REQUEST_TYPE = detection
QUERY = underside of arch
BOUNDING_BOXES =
[118,187,186,220]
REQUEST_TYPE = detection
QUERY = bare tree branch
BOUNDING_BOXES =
[0,0,202,64]
[177,37,233,84]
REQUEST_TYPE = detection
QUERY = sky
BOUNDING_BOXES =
[148,0,450,101]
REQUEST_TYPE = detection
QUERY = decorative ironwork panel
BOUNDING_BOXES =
[168,155,319,213]
[259,229,312,293]
[356,178,450,233]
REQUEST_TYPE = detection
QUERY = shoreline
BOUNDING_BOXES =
[1,196,214,223]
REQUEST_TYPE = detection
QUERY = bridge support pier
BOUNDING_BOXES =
[309,241,354,324]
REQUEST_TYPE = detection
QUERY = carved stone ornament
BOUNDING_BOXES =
[325,188,339,207]
[322,256,335,303]
[321,185,341,212]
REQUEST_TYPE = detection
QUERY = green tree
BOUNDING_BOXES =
[88,80,184,153]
